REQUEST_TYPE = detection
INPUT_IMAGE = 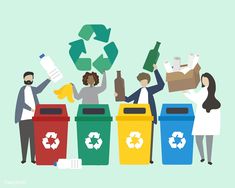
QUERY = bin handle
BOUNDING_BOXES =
[166,108,188,114]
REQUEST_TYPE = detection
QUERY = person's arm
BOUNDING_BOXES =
[148,68,165,94]
[15,87,32,123]
[19,87,32,110]
[183,90,200,103]
[23,103,32,111]
[22,88,34,111]
[95,71,107,94]
[34,79,51,94]
[125,89,139,103]
[72,84,83,100]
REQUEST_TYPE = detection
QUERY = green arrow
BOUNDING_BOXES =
[93,55,111,74]
[74,58,91,71]
[93,42,118,73]
[92,25,111,43]
[104,42,118,64]
[78,25,94,41]
[78,24,111,43]
[69,39,86,64]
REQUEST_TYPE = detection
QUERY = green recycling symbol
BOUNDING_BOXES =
[69,24,118,73]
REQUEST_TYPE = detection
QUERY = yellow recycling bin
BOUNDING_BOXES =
[116,104,154,164]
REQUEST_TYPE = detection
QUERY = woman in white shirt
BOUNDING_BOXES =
[184,73,221,165]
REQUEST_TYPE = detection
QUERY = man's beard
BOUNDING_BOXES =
[24,80,33,85]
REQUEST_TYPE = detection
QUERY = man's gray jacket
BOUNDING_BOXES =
[15,79,51,124]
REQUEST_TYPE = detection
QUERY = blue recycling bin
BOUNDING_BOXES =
[159,104,195,165]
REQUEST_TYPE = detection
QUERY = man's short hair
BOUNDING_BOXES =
[23,71,34,78]
[137,72,151,83]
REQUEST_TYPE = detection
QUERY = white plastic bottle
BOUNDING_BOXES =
[54,159,82,169]
[39,53,63,83]
[191,54,200,69]
[188,53,195,69]
[173,57,181,71]
[164,61,173,73]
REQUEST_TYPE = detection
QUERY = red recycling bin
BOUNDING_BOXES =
[32,104,70,165]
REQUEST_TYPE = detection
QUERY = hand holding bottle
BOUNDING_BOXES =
[153,64,158,71]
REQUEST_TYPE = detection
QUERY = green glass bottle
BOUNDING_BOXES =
[143,41,161,72]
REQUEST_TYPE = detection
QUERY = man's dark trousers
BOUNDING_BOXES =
[19,120,35,161]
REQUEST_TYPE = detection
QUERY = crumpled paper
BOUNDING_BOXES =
[54,83,75,103]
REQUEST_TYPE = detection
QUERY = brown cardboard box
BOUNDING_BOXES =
[166,64,201,92]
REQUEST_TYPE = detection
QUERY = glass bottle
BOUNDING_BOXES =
[114,71,125,101]
[143,41,161,72]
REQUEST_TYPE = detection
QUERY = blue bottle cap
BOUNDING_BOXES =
[39,53,45,59]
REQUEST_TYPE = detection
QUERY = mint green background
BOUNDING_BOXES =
[0,0,234,187]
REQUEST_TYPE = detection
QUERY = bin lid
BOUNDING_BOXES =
[75,104,112,121]
[116,104,154,121]
[32,104,70,121]
[158,104,194,121]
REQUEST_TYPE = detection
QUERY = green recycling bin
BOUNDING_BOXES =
[75,104,112,165]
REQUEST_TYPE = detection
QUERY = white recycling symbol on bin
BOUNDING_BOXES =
[126,131,144,149]
[85,132,103,150]
[42,132,60,150]
[168,131,186,149]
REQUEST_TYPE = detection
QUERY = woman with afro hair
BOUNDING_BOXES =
[72,71,106,104]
